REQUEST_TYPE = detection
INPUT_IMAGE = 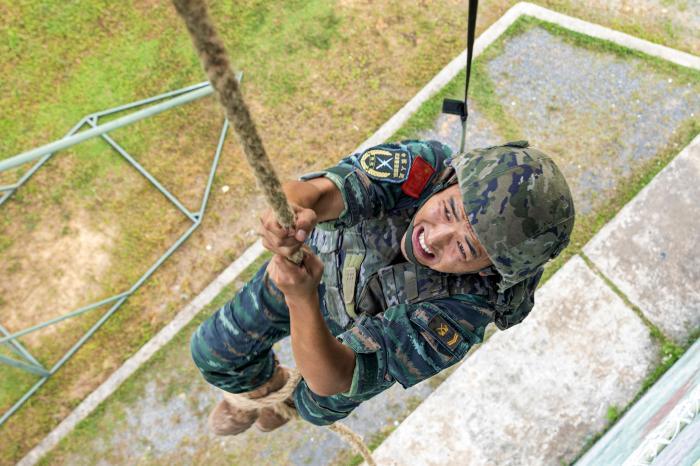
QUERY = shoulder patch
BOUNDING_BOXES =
[401,156,435,198]
[428,315,463,350]
[358,147,412,183]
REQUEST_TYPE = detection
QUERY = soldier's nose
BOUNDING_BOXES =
[430,224,452,249]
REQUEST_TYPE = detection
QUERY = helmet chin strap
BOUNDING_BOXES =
[403,165,458,266]
[402,218,421,265]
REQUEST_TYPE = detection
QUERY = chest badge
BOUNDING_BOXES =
[428,315,463,350]
[358,148,411,183]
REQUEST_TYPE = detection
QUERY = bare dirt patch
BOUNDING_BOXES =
[0,212,115,345]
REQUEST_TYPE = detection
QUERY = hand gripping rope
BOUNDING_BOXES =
[171,1,375,463]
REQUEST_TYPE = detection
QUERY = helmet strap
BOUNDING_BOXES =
[402,218,421,265]
[403,165,458,266]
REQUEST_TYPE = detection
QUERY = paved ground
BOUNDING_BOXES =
[424,26,700,215]
[584,138,700,344]
[37,20,700,466]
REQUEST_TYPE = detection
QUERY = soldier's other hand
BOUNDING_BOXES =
[258,204,317,256]
[267,247,324,303]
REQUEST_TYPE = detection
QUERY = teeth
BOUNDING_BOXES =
[419,231,433,255]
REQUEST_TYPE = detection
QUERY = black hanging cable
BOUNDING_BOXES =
[442,0,479,153]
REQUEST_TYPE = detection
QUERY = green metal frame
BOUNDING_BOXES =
[0,77,239,425]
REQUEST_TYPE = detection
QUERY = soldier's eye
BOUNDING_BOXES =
[444,204,451,221]
[458,242,467,260]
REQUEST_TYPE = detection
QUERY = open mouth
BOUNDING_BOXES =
[412,225,435,262]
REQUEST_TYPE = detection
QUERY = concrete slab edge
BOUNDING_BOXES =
[582,133,700,306]
[576,339,700,465]
[19,4,700,465]
[518,2,700,70]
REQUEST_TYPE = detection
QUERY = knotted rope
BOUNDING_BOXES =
[222,368,376,466]
[171,1,376,463]
[171,0,302,264]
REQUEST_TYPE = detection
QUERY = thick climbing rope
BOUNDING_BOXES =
[171,0,302,264]
[222,368,376,466]
[171,1,375,463]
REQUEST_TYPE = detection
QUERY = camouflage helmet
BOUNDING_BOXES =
[452,141,575,293]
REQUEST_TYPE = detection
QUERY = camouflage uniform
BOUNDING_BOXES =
[191,139,575,426]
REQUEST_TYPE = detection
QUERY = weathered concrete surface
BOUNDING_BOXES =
[487,27,700,215]
[577,340,700,465]
[419,109,501,153]
[371,256,659,466]
[584,135,700,344]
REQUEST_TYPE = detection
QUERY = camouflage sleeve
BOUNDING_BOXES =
[337,296,492,395]
[301,140,453,228]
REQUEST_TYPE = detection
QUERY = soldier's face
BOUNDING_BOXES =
[401,185,492,274]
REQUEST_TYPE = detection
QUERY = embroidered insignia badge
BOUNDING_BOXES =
[401,156,435,198]
[358,148,411,183]
[428,315,463,350]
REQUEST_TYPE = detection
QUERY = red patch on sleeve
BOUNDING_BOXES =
[401,156,435,198]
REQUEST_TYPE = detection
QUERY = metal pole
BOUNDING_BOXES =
[0,292,130,345]
[94,126,198,223]
[0,354,50,377]
[197,118,229,217]
[0,377,49,426]
[91,81,210,119]
[0,323,45,369]
[0,117,88,207]
[0,86,214,173]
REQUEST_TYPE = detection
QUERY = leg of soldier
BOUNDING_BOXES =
[191,261,394,427]
[190,262,289,394]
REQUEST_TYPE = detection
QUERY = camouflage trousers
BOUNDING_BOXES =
[190,261,392,426]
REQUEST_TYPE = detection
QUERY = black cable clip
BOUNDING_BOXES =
[442,98,468,121]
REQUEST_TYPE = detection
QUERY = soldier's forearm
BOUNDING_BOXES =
[283,177,344,223]
[287,294,355,396]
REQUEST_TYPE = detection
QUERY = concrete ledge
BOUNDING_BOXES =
[576,340,700,465]
[517,3,700,70]
[584,134,700,344]
[371,256,659,466]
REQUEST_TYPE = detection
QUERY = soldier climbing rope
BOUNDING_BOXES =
[170,0,481,463]
[170,0,374,462]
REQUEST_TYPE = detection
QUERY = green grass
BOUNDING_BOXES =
[0,0,343,455]
[605,405,620,424]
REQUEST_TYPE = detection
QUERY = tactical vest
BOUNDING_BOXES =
[308,141,546,331]
[310,200,499,330]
